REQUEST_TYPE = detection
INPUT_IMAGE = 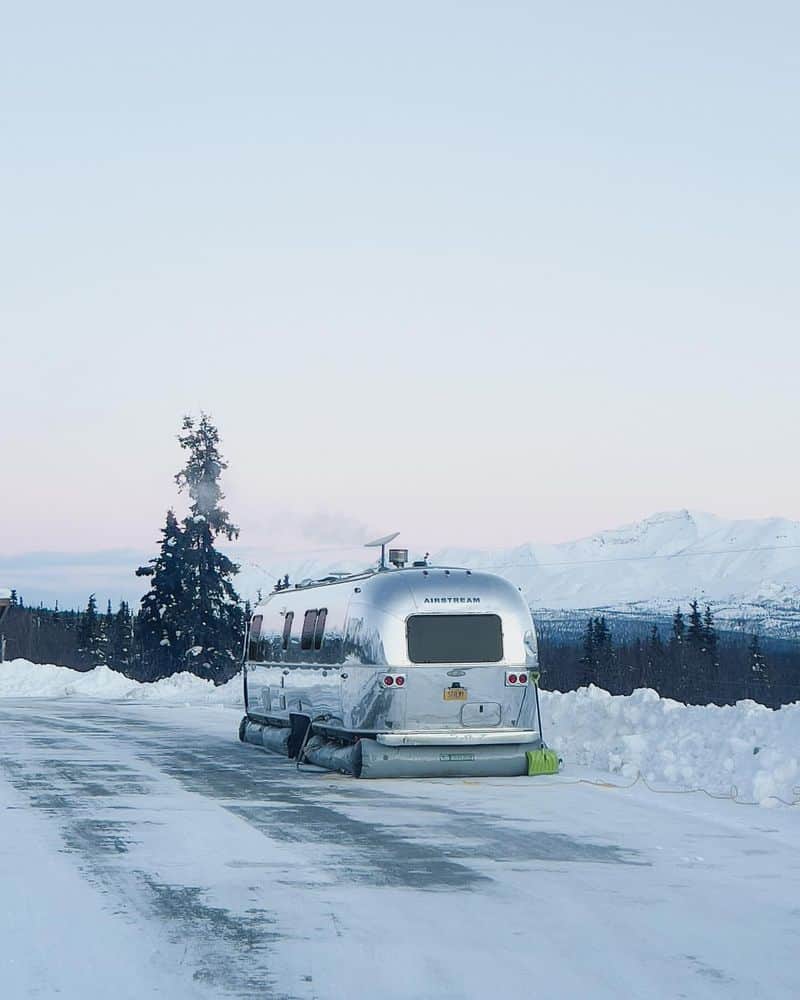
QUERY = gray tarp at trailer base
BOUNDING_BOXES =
[299,734,536,779]
[354,737,533,778]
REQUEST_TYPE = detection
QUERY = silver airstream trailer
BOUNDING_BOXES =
[239,539,545,778]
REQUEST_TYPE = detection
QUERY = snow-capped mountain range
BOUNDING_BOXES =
[437,509,800,609]
[239,510,800,638]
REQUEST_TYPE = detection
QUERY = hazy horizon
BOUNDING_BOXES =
[3,504,799,610]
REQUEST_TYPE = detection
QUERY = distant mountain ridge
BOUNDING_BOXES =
[435,509,800,610]
[240,510,800,638]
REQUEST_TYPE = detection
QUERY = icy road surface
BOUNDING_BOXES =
[1,701,798,1000]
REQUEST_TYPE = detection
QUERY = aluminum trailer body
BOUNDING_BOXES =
[240,563,543,777]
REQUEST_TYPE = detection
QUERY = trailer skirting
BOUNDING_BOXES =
[240,717,539,778]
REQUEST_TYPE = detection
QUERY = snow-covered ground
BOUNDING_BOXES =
[2,659,798,807]
[2,659,799,998]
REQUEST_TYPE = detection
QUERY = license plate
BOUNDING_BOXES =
[443,687,467,701]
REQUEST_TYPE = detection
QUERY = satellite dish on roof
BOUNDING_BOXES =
[365,532,400,570]
[365,532,400,548]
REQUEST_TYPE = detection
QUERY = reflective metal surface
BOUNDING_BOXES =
[243,565,540,741]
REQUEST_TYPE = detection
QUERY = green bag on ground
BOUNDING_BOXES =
[526,748,560,776]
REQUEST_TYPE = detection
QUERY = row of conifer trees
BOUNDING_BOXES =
[537,608,791,707]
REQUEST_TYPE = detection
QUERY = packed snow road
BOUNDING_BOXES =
[1,701,798,1000]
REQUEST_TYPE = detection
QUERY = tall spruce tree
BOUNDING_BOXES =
[173,414,243,680]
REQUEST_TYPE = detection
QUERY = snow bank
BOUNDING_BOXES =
[541,685,800,806]
[0,659,242,708]
[2,660,797,805]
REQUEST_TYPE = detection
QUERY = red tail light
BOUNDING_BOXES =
[519,673,528,684]
[395,675,405,687]
[507,673,518,684]
[384,675,394,686]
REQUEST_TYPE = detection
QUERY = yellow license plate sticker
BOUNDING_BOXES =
[443,687,467,701]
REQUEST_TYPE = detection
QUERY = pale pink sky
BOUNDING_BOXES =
[2,2,798,575]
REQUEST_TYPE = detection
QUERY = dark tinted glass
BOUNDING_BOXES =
[301,610,317,650]
[406,614,503,663]
[314,608,327,650]
[281,611,294,651]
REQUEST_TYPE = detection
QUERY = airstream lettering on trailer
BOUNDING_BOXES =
[239,550,546,778]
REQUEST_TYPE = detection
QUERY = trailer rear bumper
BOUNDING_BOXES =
[376,729,539,747]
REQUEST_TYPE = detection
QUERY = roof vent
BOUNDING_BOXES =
[389,548,408,569]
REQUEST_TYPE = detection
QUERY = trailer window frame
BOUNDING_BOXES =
[248,614,264,662]
[281,611,294,651]
[300,609,317,650]
[406,613,504,664]
[313,608,327,650]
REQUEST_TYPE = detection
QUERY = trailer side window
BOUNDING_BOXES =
[301,609,317,650]
[248,615,264,661]
[281,611,294,651]
[314,608,327,650]
[406,614,504,664]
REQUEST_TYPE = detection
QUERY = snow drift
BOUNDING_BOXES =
[1,659,798,805]
[0,658,242,707]
[539,685,800,807]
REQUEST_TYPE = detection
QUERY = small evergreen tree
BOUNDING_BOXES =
[748,633,770,703]
[671,607,685,644]
[701,605,719,703]
[684,599,705,702]
[687,599,704,646]
[136,510,189,679]
[579,618,596,687]
[108,601,133,672]
[645,625,664,692]
[703,605,717,658]
[669,607,687,702]
[77,594,106,667]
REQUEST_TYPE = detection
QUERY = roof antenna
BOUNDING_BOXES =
[365,532,400,571]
